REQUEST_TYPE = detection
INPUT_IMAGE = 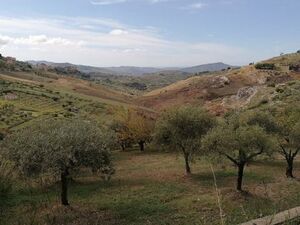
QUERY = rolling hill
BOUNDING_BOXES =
[2,52,300,124]
[137,53,300,114]
[180,62,234,73]
[28,60,234,76]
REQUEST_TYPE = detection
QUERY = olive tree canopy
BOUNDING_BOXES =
[202,112,274,191]
[154,106,215,174]
[2,119,115,205]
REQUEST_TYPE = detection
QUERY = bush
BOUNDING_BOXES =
[255,63,276,70]
[0,157,14,210]
[276,87,285,93]
[289,64,300,72]
[267,83,276,87]
[259,99,269,105]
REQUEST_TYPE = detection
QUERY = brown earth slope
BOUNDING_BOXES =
[137,54,300,114]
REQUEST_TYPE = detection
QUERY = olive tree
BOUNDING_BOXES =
[245,109,300,178]
[275,108,300,178]
[154,106,215,175]
[2,119,115,206]
[202,113,274,191]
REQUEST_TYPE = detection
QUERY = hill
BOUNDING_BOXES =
[0,67,154,134]
[2,52,300,225]
[138,53,300,114]
[180,62,234,73]
[28,60,234,76]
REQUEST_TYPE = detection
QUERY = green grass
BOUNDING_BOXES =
[0,78,115,131]
[2,150,300,225]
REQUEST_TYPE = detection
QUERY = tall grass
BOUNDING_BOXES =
[0,156,14,214]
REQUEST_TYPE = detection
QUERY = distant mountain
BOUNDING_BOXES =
[180,62,234,74]
[27,60,235,76]
[103,66,163,76]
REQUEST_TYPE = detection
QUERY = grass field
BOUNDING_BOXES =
[2,148,300,225]
[1,55,300,225]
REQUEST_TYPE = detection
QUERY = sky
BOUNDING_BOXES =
[0,0,299,67]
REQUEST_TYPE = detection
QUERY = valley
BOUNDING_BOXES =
[1,51,300,225]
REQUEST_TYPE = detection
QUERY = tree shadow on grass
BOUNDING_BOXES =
[190,169,274,188]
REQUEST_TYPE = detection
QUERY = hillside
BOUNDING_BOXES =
[28,60,234,76]
[2,52,300,225]
[0,68,152,135]
[138,53,300,114]
[180,62,234,73]
[3,53,300,119]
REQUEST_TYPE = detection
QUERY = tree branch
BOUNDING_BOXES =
[246,147,264,161]
[221,153,239,165]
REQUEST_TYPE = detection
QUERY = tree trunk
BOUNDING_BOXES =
[121,143,126,151]
[237,163,245,191]
[61,168,69,206]
[286,158,294,178]
[138,141,145,152]
[184,153,191,175]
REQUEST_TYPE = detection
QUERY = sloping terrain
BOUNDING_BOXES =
[138,53,300,114]
[0,69,152,134]
[29,60,234,76]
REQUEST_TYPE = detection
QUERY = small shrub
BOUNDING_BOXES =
[52,97,59,102]
[276,87,285,93]
[255,63,276,70]
[259,99,269,105]
[267,83,276,87]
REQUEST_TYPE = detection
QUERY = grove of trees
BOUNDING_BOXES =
[0,104,299,209]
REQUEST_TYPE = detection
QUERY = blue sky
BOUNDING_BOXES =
[0,0,299,67]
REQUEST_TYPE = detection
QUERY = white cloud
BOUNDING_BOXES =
[90,0,127,5]
[0,16,250,67]
[181,2,207,10]
[90,0,173,6]
[109,29,129,35]
[0,34,83,47]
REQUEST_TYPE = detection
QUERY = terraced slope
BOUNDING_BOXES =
[0,79,112,133]
[0,70,156,135]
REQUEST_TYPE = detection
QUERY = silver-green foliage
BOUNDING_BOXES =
[2,119,115,178]
[154,105,215,174]
[202,112,274,190]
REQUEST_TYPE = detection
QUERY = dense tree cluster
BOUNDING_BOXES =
[255,63,276,70]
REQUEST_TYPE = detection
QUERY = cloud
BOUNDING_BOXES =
[109,29,129,35]
[0,16,249,67]
[0,36,9,46]
[181,2,207,10]
[0,34,83,47]
[90,0,127,5]
[90,0,173,6]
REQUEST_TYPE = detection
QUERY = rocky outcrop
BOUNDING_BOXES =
[236,86,257,100]
[210,76,230,88]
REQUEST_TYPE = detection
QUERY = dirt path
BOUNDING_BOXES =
[240,206,300,225]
